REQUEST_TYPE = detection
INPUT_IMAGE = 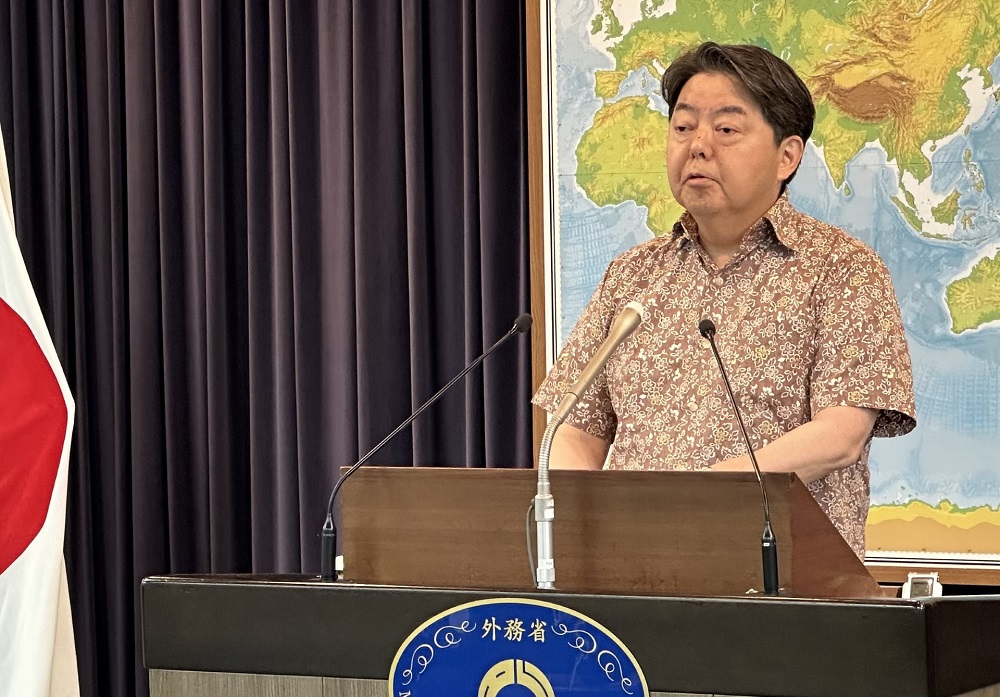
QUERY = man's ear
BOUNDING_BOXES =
[777,135,805,183]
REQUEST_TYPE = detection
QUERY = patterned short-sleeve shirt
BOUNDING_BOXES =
[533,195,917,558]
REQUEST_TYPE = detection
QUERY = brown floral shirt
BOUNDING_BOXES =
[533,195,916,558]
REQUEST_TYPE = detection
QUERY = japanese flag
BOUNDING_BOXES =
[0,126,79,696]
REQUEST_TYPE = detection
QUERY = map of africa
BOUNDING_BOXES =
[550,0,1000,558]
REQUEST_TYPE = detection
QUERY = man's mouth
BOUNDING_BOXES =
[686,173,711,182]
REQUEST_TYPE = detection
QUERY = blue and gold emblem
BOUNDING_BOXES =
[388,598,649,696]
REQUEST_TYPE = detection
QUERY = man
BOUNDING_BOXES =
[532,42,916,558]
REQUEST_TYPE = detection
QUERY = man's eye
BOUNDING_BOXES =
[719,127,735,134]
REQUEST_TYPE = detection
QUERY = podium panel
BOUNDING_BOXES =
[142,576,1000,697]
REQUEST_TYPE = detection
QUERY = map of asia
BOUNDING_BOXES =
[548,0,1000,558]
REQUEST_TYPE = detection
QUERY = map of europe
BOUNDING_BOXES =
[552,0,1000,558]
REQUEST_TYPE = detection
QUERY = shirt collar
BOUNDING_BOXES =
[669,193,803,252]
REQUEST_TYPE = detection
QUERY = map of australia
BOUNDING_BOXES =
[554,0,1000,557]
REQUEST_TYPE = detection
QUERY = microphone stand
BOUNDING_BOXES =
[533,415,561,589]
[699,318,779,595]
[320,313,532,581]
[534,301,645,590]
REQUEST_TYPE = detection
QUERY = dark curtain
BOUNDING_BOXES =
[0,2,532,696]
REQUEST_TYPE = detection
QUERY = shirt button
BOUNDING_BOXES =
[700,338,711,349]
[713,276,724,286]
[687,400,698,412]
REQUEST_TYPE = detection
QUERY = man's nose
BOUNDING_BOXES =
[690,127,711,158]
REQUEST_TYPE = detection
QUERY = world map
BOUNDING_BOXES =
[551,0,1000,558]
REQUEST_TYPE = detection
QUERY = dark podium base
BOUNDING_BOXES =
[142,575,1000,697]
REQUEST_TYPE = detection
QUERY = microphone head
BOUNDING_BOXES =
[624,300,646,323]
[698,318,716,339]
[513,313,533,333]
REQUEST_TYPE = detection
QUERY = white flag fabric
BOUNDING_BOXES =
[0,128,79,696]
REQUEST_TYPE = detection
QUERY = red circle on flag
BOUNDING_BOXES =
[0,297,68,575]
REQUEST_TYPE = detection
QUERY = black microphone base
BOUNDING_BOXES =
[762,529,779,595]
[321,518,338,582]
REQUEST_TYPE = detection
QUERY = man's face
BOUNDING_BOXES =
[666,72,802,226]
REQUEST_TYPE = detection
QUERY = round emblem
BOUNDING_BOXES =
[389,598,649,696]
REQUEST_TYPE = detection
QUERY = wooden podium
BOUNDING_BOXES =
[340,467,882,598]
[141,467,1000,697]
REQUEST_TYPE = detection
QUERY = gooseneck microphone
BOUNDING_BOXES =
[534,301,645,589]
[699,318,779,595]
[320,312,533,581]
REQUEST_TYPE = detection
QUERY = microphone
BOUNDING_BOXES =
[320,312,533,581]
[534,301,645,589]
[699,318,779,595]
[552,302,645,422]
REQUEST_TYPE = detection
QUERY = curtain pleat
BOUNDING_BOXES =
[0,1,531,695]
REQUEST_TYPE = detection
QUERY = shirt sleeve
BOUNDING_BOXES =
[809,239,917,437]
[531,264,619,442]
